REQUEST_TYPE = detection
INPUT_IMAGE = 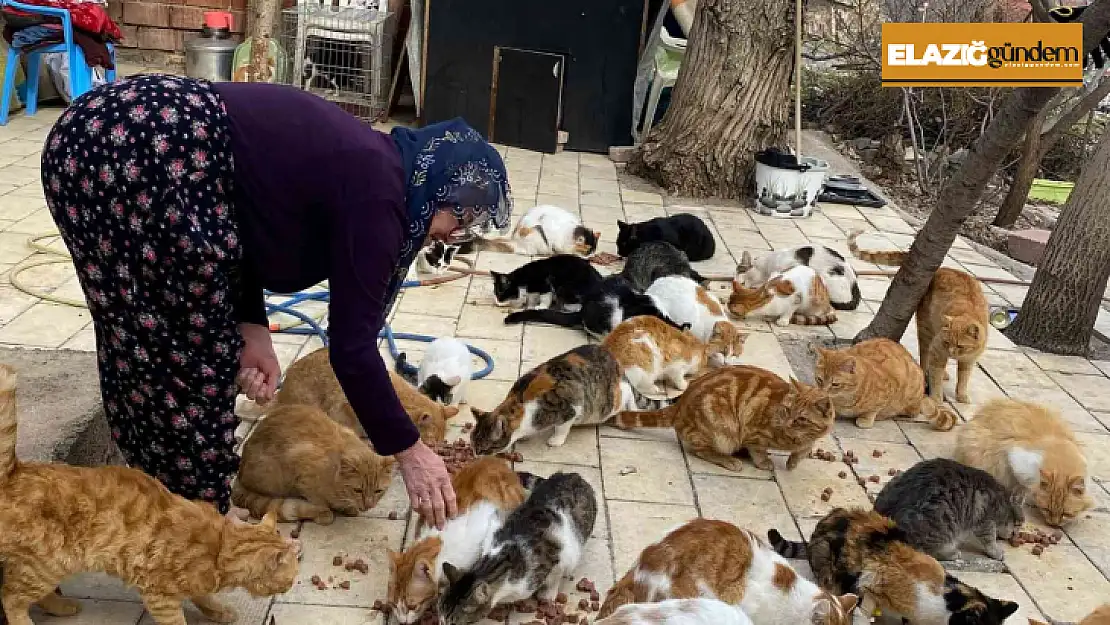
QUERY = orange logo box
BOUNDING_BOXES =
[882,23,1084,87]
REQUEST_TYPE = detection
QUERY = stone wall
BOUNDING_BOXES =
[109,0,246,56]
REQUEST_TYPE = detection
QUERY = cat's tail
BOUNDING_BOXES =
[917,396,959,432]
[231,480,333,524]
[614,403,679,429]
[503,309,582,328]
[688,268,709,286]
[767,528,808,559]
[597,570,639,619]
[847,229,907,266]
[0,363,18,479]
[792,310,838,325]
[393,353,419,386]
[516,471,545,490]
[829,281,862,311]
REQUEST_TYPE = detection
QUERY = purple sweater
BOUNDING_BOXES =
[214,82,419,456]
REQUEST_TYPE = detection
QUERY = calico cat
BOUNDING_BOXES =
[736,244,860,311]
[599,518,857,624]
[1030,604,1110,625]
[615,365,835,472]
[490,255,603,310]
[0,364,300,625]
[415,240,461,275]
[620,240,707,290]
[595,598,754,625]
[645,275,734,342]
[955,399,1093,527]
[388,457,529,624]
[437,472,597,625]
[233,404,395,524]
[603,315,746,394]
[728,261,837,326]
[616,214,716,261]
[848,230,988,403]
[814,339,958,431]
[275,347,457,445]
[479,205,599,256]
[769,508,1020,625]
[874,458,1024,561]
[396,337,473,405]
[504,274,681,339]
[469,344,673,454]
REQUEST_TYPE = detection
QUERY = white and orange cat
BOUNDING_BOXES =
[728,257,837,326]
[645,275,736,342]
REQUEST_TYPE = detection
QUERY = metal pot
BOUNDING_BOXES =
[185,12,240,82]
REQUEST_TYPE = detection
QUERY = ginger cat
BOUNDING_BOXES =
[848,230,988,403]
[728,260,837,326]
[0,364,300,625]
[387,456,530,624]
[232,404,395,525]
[615,365,836,472]
[275,347,458,444]
[1030,604,1110,625]
[599,518,857,625]
[814,338,958,431]
[956,399,1093,527]
[603,315,746,394]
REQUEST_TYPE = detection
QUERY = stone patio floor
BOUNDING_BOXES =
[1,82,1109,625]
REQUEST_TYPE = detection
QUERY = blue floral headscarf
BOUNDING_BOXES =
[389,118,512,305]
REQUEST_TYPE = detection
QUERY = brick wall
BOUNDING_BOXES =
[109,0,246,55]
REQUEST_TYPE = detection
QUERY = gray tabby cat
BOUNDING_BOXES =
[874,458,1025,561]
[620,241,706,290]
[438,471,598,625]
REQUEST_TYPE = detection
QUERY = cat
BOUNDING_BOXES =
[475,205,599,256]
[594,598,755,625]
[274,347,457,445]
[490,254,603,311]
[813,338,958,431]
[615,365,836,472]
[602,315,746,394]
[396,337,473,405]
[469,344,673,455]
[873,458,1025,561]
[0,364,301,625]
[619,240,707,291]
[645,275,735,342]
[388,456,529,624]
[848,230,989,403]
[415,240,461,275]
[736,243,860,311]
[232,403,395,525]
[1030,604,1110,625]
[955,398,1094,527]
[769,508,1020,625]
[728,261,837,326]
[437,471,597,625]
[504,274,682,339]
[598,518,857,624]
[616,214,716,261]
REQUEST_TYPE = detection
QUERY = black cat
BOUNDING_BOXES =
[620,240,706,290]
[616,213,715,261]
[490,255,603,311]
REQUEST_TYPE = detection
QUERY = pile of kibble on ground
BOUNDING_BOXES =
[372,578,602,625]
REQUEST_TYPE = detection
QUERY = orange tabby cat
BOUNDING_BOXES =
[848,231,988,403]
[616,365,836,472]
[0,364,300,625]
[603,315,746,394]
[814,339,957,431]
[387,456,528,624]
[232,404,395,524]
[956,399,1093,527]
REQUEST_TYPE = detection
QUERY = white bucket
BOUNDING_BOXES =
[753,156,829,218]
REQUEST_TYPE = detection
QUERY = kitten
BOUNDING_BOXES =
[388,457,528,624]
[874,458,1024,561]
[415,240,461,275]
[620,240,707,291]
[769,508,1020,625]
[616,214,716,261]
[615,365,835,472]
[275,347,457,445]
[594,598,754,625]
[603,315,746,394]
[848,230,988,403]
[469,344,673,454]
[477,205,599,256]
[728,261,837,326]
[490,255,603,311]
[504,275,681,339]
[599,518,857,624]
[736,244,860,311]
[1030,604,1110,625]
[437,472,597,625]
[645,275,735,342]
[956,399,1093,527]
[814,338,958,431]
[398,338,473,405]
[0,364,300,625]
[233,404,395,524]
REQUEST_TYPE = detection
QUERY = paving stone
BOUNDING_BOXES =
[1003,544,1110,622]
[31,599,144,625]
[837,439,922,496]
[1022,348,1103,375]
[774,450,871,520]
[694,475,802,541]
[608,500,698,574]
[522,323,586,363]
[600,437,694,506]
[1048,372,1110,412]
[269,604,385,624]
[948,572,1045,623]
[514,425,600,467]
[1004,386,1108,434]
[1073,432,1110,483]
[136,589,271,625]
[1065,487,1110,579]
[977,350,1058,391]
[283,516,406,608]
[736,331,795,380]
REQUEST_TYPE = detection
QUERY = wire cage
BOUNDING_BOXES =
[279,1,394,121]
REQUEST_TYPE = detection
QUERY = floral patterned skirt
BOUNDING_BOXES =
[41,74,244,512]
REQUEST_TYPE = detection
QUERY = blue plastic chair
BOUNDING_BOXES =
[0,0,116,125]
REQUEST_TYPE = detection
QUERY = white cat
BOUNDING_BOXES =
[509,205,600,256]
[728,264,837,326]
[736,245,860,311]
[644,275,735,343]
[416,338,472,405]
[595,598,755,625]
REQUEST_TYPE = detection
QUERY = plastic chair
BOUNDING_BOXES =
[0,0,116,125]
[638,28,686,141]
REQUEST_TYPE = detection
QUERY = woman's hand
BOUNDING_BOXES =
[237,322,280,403]
[396,440,457,529]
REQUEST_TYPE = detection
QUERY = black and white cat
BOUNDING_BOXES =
[415,240,462,275]
[504,275,681,339]
[490,255,603,311]
[736,246,861,311]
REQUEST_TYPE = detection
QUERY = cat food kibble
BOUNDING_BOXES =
[488,605,510,620]
[387,511,399,520]
[591,601,601,612]
[496,451,525,462]
[338,580,350,590]
[820,491,832,502]
[578,598,590,610]
[289,527,301,539]
[1031,545,1044,556]
[332,555,344,566]
[434,439,477,474]
[857,478,867,486]
[576,578,596,593]
[372,600,383,611]
[590,590,600,602]
[838,470,848,478]
[868,475,881,483]
[344,558,369,574]
[556,592,568,604]
[872,449,883,458]
[516,599,539,613]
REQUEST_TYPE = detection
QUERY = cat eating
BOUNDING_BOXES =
[616,214,716,261]
[396,337,474,405]
[728,260,837,326]
[645,275,735,342]
[619,240,707,290]
[603,315,745,394]
[736,243,861,311]
[415,240,462,275]
[472,204,599,256]
[490,255,603,311]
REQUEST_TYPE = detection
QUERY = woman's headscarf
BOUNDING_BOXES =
[389,118,512,306]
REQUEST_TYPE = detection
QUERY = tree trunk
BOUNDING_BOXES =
[628,0,796,197]
[854,0,1110,343]
[993,106,1048,228]
[245,0,280,82]
[1006,130,1110,355]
